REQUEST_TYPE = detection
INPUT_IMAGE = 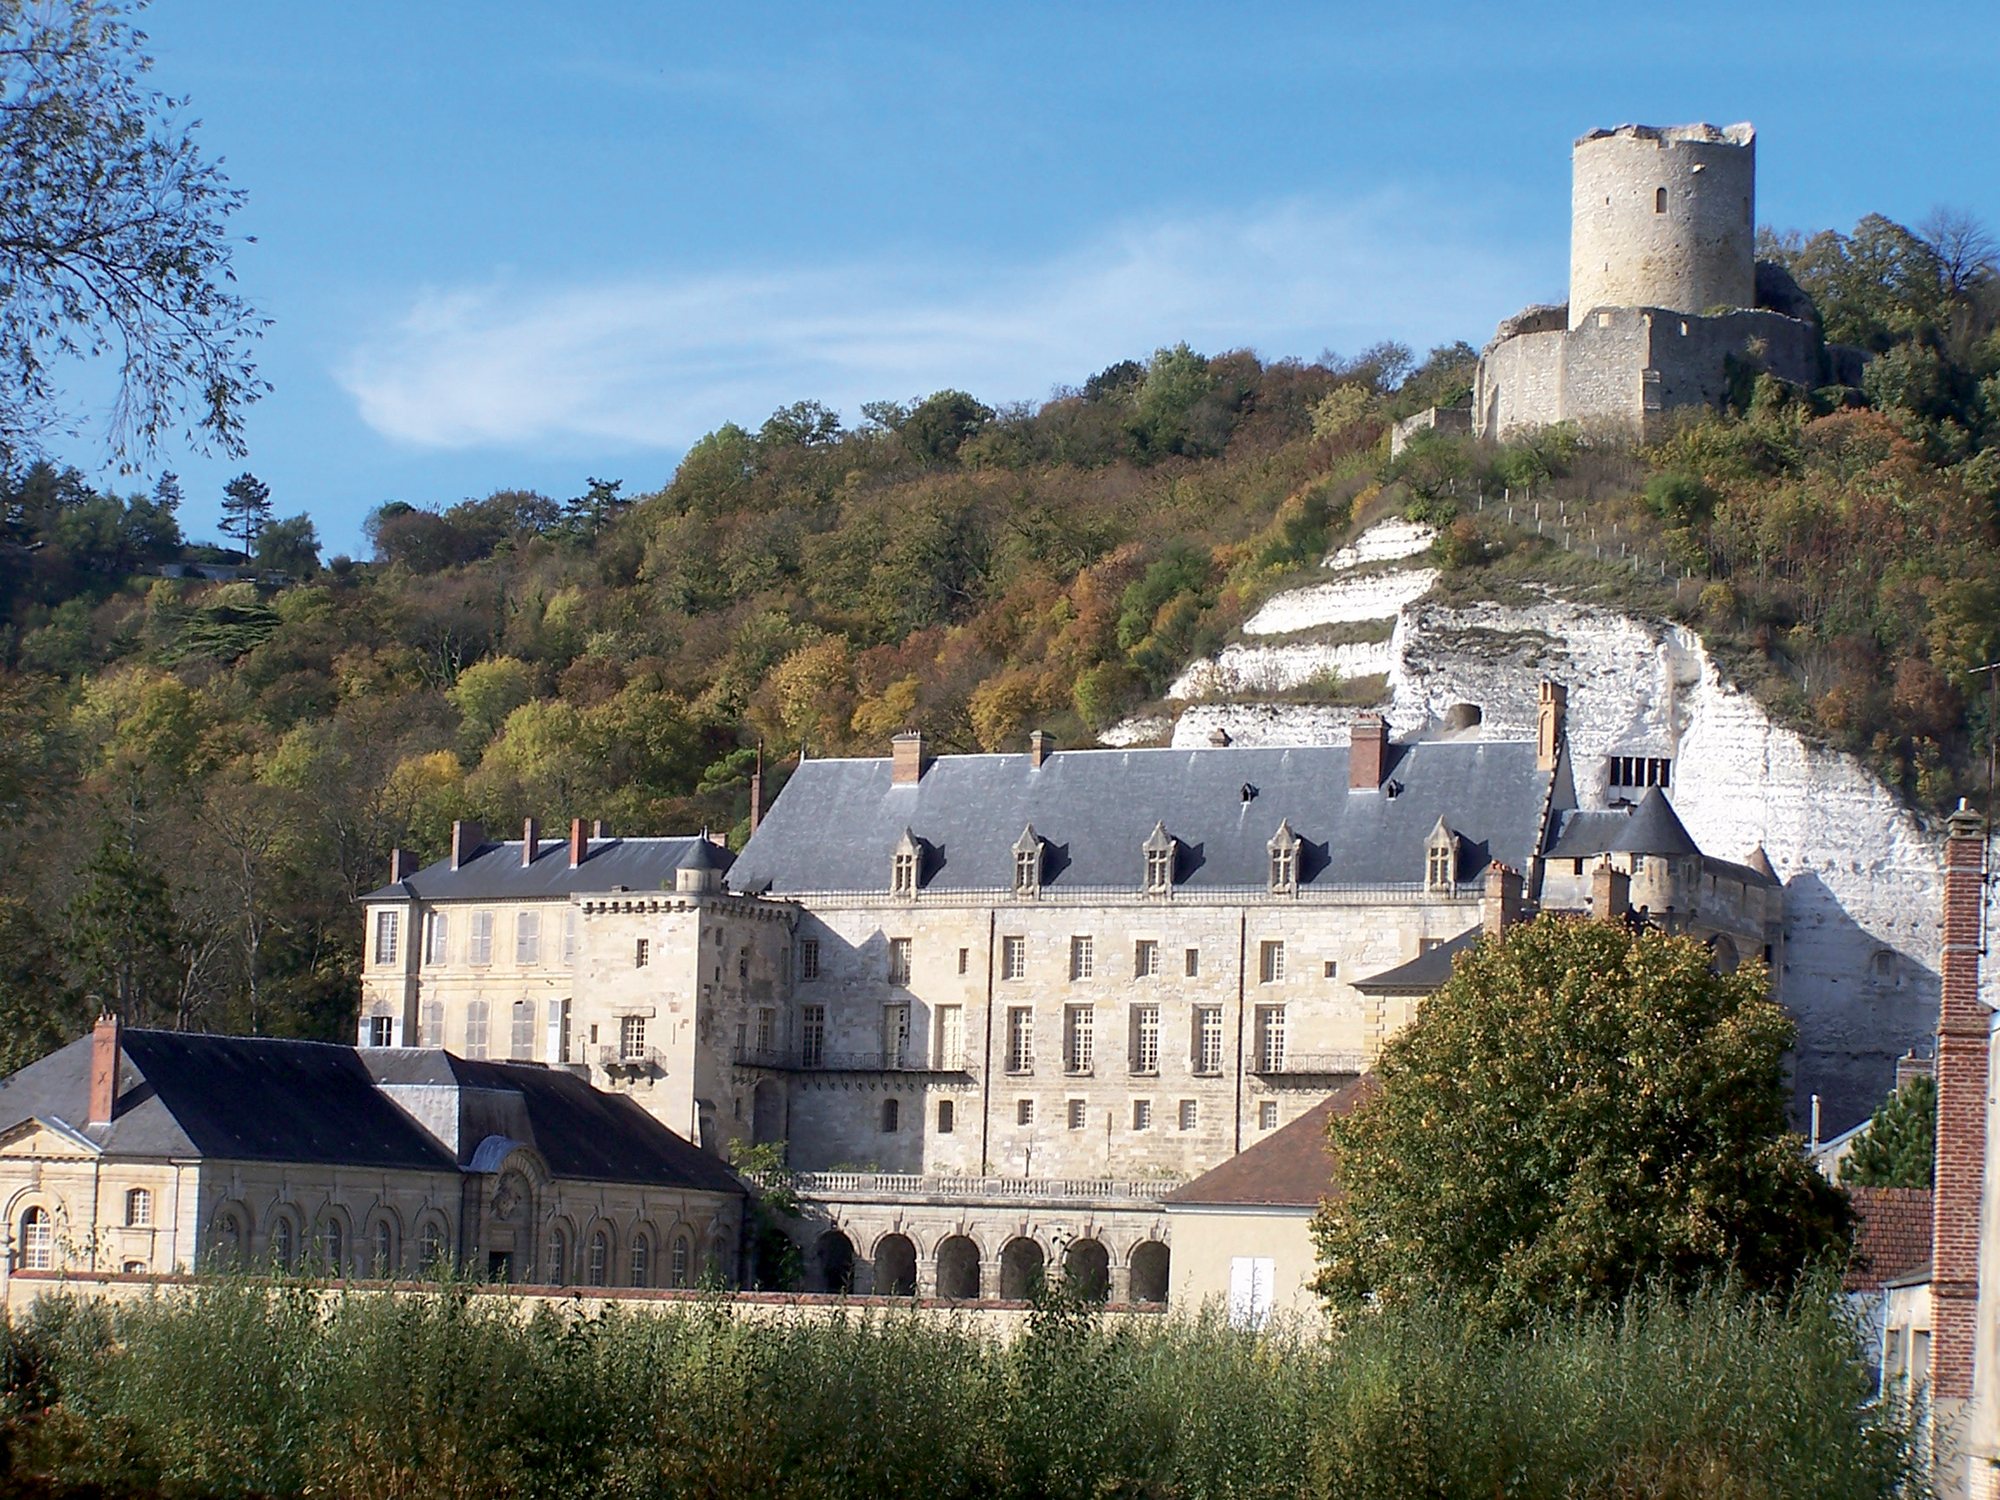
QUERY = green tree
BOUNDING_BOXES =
[0,0,265,465]
[254,512,319,576]
[1311,918,1851,1329]
[0,896,79,1072]
[900,389,993,464]
[219,471,271,560]
[1844,1073,1936,1188]
[66,827,181,1027]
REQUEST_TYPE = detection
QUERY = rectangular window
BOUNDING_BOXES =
[801,1005,826,1069]
[1002,935,1026,981]
[620,1015,648,1061]
[1017,1097,1035,1126]
[374,910,399,966]
[563,908,578,964]
[516,911,541,966]
[1195,1006,1224,1075]
[1323,959,1338,979]
[1178,1099,1198,1131]
[548,998,571,1063]
[1259,940,1286,984]
[957,946,969,975]
[1069,935,1094,981]
[1067,1098,1087,1130]
[1006,1007,1034,1074]
[800,937,821,981]
[755,1007,775,1054]
[422,1001,444,1047]
[468,911,493,966]
[1134,939,1159,978]
[1259,1100,1279,1130]
[1064,1005,1094,1074]
[937,1005,965,1070]
[369,1015,395,1047]
[504,1000,529,1058]
[1185,947,1200,978]
[1255,1006,1287,1072]
[892,849,918,896]
[938,1099,955,1134]
[888,937,913,985]
[1145,845,1173,893]
[465,1000,489,1059]
[1131,1004,1160,1074]
[635,937,650,968]
[424,912,448,965]
[1132,1099,1152,1131]
[882,1004,910,1068]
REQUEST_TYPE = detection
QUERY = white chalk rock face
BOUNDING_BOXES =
[1121,519,1944,1132]
[1326,518,1436,571]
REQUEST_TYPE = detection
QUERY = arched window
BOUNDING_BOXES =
[124,1187,151,1227]
[548,1226,569,1284]
[209,1209,244,1269]
[320,1217,345,1276]
[19,1207,51,1271]
[671,1234,692,1289]
[630,1233,651,1288]
[271,1214,296,1272]
[588,1228,610,1287]
[419,1222,446,1275]
[881,1097,900,1133]
[1655,186,1667,214]
[373,1218,395,1278]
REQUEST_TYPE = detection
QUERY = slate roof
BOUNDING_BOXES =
[1615,787,1702,857]
[732,741,1557,894]
[1352,926,1482,993]
[361,835,728,903]
[1844,1186,1934,1292]
[1545,792,1776,886]
[1163,1075,1377,1209]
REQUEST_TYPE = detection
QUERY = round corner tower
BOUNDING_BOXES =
[1568,122,1755,328]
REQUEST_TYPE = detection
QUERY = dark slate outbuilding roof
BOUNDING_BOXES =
[732,741,1557,894]
[1352,926,1482,994]
[1164,1075,1377,1208]
[361,835,729,903]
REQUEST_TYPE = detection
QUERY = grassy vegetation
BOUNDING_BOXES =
[0,1279,1926,1499]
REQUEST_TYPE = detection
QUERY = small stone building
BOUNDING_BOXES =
[0,1017,745,1290]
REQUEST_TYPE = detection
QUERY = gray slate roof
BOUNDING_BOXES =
[1546,791,1774,886]
[732,741,1556,894]
[1352,926,1483,993]
[361,835,729,903]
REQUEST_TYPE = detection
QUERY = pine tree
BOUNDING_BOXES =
[219,471,272,561]
[1844,1074,1936,1188]
[67,830,181,1027]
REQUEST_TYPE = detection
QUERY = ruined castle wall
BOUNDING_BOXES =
[1475,327,1574,440]
[1570,123,1756,323]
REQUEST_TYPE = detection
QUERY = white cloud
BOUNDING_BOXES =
[336,194,1535,453]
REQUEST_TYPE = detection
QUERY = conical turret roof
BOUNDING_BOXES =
[1612,787,1700,858]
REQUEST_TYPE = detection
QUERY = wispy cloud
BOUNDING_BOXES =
[336,194,1535,453]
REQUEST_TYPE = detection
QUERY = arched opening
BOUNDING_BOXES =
[124,1187,151,1227]
[1443,702,1482,733]
[207,1208,245,1271]
[1000,1237,1045,1300]
[369,1216,397,1278]
[815,1230,855,1294]
[752,1080,785,1144]
[1709,935,1740,974]
[269,1213,298,1273]
[670,1233,693,1289]
[547,1225,570,1285]
[1064,1238,1110,1302]
[1129,1241,1170,1305]
[1654,186,1667,214]
[936,1235,981,1300]
[418,1221,447,1277]
[881,1097,901,1133]
[874,1233,917,1297]
[630,1232,652,1288]
[19,1207,51,1271]
[317,1215,346,1276]
[588,1227,611,1287]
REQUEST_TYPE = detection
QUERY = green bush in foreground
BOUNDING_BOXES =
[0,1278,1924,1499]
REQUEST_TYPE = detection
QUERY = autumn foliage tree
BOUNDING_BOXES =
[1311,918,1851,1329]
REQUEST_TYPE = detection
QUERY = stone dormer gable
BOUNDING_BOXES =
[1425,817,1459,891]
[891,828,924,898]
[1012,824,1044,895]
[1143,821,1177,895]
[0,1116,101,1161]
[1268,819,1300,894]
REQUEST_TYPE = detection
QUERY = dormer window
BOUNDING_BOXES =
[1268,819,1300,894]
[1143,822,1176,895]
[1013,824,1044,896]
[1425,818,1458,892]
[891,828,922,898]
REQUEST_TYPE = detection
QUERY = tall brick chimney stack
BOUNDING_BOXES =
[521,817,539,866]
[568,818,588,869]
[749,744,764,836]
[1030,730,1052,770]
[1482,862,1523,936]
[892,731,929,786]
[1590,860,1631,921]
[449,820,484,871]
[88,1012,122,1126]
[1537,680,1568,772]
[1349,715,1387,791]
[1931,801,1989,1403]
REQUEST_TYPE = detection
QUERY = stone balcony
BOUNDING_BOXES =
[783,1171,1182,1209]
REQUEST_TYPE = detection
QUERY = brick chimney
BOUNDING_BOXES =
[569,817,588,869]
[449,820,484,871]
[1537,680,1568,772]
[1932,801,1988,1402]
[1349,715,1387,791]
[1895,1049,1935,1089]
[88,1012,122,1126]
[892,730,929,786]
[1589,861,1630,921]
[1482,862,1523,936]
[749,744,764,836]
[388,848,418,884]
[1030,730,1052,770]
[521,817,539,866]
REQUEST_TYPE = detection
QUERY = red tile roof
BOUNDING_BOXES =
[1844,1185,1934,1292]
[1163,1075,1378,1209]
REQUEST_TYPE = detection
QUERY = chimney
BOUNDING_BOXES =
[1895,1049,1935,1089]
[569,817,588,869]
[521,817,539,867]
[749,743,765,836]
[449,820,485,871]
[388,848,418,884]
[1589,861,1630,921]
[1030,730,1052,770]
[892,730,929,786]
[1482,862,1523,936]
[592,820,606,839]
[1932,801,1989,1402]
[88,1012,122,1126]
[1349,715,1387,791]
[1537,680,1568,772]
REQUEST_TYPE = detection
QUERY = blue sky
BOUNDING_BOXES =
[63,2,2000,555]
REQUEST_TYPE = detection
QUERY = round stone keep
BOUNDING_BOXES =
[1568,122,1755,326]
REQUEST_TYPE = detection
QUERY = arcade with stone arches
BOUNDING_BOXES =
[798,1215,1170,1304]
